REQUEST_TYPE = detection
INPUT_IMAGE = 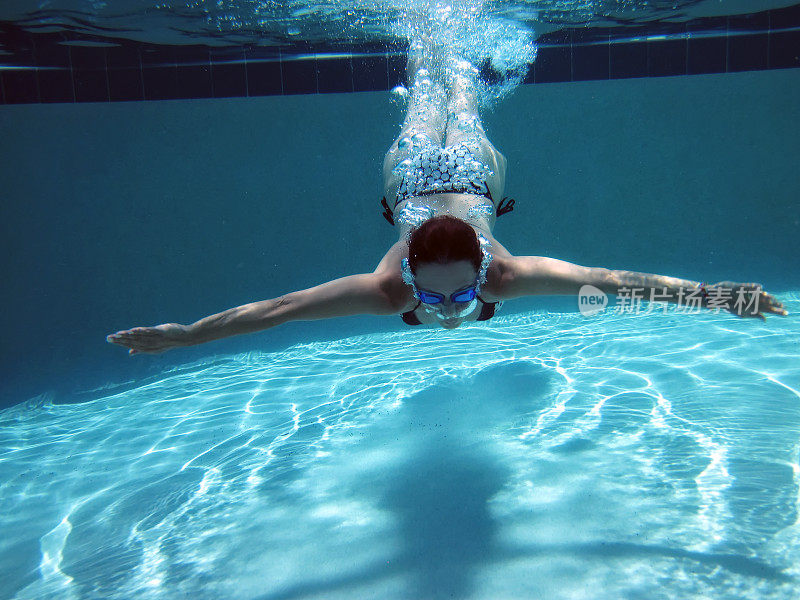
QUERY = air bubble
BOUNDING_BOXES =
[411,133,430,148]
[392,159,413,176]
[391,85,409,99]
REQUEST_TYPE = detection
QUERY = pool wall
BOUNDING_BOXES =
[1,69,798,408]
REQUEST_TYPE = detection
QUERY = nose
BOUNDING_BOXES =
[440,299,460,317]
[439,297,474,319]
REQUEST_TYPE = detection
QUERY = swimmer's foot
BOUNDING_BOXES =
[406,42,423,86]
[406,34,432,86]
[406,32,453,87]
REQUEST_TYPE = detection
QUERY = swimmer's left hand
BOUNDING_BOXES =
[106,322,190,355]
[707,282,788,321]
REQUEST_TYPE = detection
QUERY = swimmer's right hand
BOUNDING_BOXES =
[106,323,191,355]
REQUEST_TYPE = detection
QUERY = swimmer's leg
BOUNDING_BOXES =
[444,57,508,202]
[444,57,485,146]
[401,40,448,145]
[382,41,447,197]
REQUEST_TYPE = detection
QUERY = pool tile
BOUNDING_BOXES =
[769,4,800,30]
[353,53,388,92]
[175,46,211,65]
[387,52,406,88]
[2,70,38,103]
[688,36,727,74]
[610,42,647,79]
[282,57,318,95]
[38,68,74,103]
[211,63,247,98]
[648,39,687,77]
[246,61,282,96]
[35,42,70,68]
[728,10,770,33]
[142,66,179,100]
[4,31,35,68]
[209,47,245,63]
[645,22,687,36]
[69,45,106,69]
[573,41,609,81]
[316,57,353,94]
[209,47,246,98]
[728,33,769,72]
[687,16,728,36]
[108,68,144,102]
[177,65,212,99]
[1,5,798,105]
[74,68,109,102]
[245,46,281,61]
[769,30,800,69]
[245,46,282,96]
[140,47,176,67]
[522,61,535,85]
[535,45,571,83]
[573,27,613,45]
[106,45,141,69]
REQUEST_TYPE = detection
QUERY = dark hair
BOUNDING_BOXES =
[407,215,481,274]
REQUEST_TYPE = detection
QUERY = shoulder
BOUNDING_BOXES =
[373,242,416,312]
[481,254,519,301]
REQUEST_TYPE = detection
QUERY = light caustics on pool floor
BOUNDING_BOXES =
[2,296,800,600]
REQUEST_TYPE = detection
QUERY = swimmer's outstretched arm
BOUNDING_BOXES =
[498,256,788,320]
[107,273,400,355]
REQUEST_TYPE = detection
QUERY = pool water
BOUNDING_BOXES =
[2,1,799,597]
[2,298,799,599]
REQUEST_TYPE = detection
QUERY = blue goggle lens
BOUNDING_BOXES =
[418,287,477,305]
[451,287,477,303]
[418,291,445,304]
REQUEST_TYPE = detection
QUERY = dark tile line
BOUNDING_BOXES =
[32,36,42,102]
[278,48,285,95]
[768,11,773,66]
[726,17,731,73]
[67,45,76,102]
[1,17,799,103]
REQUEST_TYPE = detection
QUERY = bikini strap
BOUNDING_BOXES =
[380,196,394,226]
[496,196,515,217]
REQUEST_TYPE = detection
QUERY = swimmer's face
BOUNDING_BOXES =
[413,260,478,329]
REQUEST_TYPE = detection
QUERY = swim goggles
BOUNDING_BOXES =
[401,232,493,318]
[417,286,477,305]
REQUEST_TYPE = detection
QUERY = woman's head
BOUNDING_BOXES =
[407,215,481,274]
[405,216,483,328]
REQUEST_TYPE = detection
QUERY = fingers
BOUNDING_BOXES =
[726,287,788,319]
[106,327,168,355]
[760,292,788,317]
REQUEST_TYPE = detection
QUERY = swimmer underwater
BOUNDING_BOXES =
[107,43,787,356]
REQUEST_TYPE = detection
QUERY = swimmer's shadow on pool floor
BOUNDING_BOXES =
[252,363,792,599]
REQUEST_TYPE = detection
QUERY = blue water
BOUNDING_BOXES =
[2,299,799,599]
[1,2,800,597]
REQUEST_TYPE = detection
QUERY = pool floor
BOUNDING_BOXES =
[2,296,799,599]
